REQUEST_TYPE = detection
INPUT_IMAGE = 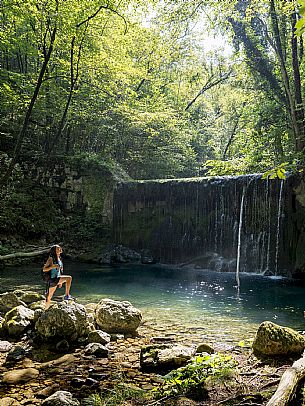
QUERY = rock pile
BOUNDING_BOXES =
[0,289,302,405]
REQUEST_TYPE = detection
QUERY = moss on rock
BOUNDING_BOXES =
[252,321,305,357]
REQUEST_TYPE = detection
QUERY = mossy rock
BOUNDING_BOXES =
[19,291,45,304]
[196,343,215,354]
[252,321,305,357]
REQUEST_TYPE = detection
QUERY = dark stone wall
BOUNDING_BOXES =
[23,160,115,226]
[113,175,305,277]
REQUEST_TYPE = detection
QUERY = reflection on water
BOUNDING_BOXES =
[1,262,305,345]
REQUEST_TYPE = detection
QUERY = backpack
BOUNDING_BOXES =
[41,269,51,282]
[41,254,57,283]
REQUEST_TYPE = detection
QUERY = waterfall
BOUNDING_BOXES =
[236,185,246,290]
[266,178,271,273]
[113,175,290,275]
[275,180,284,275]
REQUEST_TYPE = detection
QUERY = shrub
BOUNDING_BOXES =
[152,353,237,401]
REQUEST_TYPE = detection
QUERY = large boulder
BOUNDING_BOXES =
[35,302,90,342]
[252,321,305,356]
[0,292,24,314]
[4,305,35,337]
[95,299,142,333]
[140,344,196,372]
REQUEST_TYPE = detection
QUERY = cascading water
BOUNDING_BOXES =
[113,174,289,275]
[236,185,246,290]
[275,180,284,275]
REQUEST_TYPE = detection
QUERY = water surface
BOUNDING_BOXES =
[1,262,304,346]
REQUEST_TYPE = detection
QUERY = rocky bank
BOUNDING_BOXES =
[0,290,305,405]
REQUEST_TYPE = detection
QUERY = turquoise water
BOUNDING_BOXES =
[1,262,305,345]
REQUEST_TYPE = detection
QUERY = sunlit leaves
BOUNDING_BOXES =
[0,0,303,180]
[152,353,237,400]
[262,163,288,179]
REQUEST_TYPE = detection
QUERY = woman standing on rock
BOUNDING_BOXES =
[43,244,73,309]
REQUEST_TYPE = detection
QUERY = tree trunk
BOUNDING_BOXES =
[0,246,53,261]
[266,355,305,406]
[270,0,305,153]
[291,11,305,152]
[0,26,57,190]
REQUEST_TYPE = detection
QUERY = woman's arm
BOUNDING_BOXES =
[43,257,59,272]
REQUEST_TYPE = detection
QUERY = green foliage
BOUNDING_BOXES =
[204,158,261,176]
[152,353,237,400]
[66,213,110,243]
[262,163,288,180]
[0,0,304,186]
[0,180,63,238]
[295,1,305,36]
[262,157,305,179]
[82,383,146,406]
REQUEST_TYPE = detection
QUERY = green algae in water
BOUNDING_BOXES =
[1,262,304,345]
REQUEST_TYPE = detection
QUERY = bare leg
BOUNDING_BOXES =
[59,275,72,296]
[45,286,57,310]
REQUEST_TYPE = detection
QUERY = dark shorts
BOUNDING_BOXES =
[49,277,60,287]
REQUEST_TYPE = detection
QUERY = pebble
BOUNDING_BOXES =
[121,362,132,368]
[22,359,36,368]
[127,371,136,378]
[36,384,60,399]
[150,376,164,383]
[127,355,138,362]
[0,341,13,353]
[21,391,34,399]
[150,336,175,343]
[141,383,154,390]
[70,378,86,388]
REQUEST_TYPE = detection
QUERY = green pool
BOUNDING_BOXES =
[1,262,304,347]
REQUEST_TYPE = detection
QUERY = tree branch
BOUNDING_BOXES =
[0,23,57,190]
[185,70,232,111]
[76,3,128,34]
[0,246,53,261]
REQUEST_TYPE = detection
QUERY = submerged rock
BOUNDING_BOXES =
[55,339,70,353]
[252,321,305,356]
[40,354,77,369]
[95,298,142,333]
